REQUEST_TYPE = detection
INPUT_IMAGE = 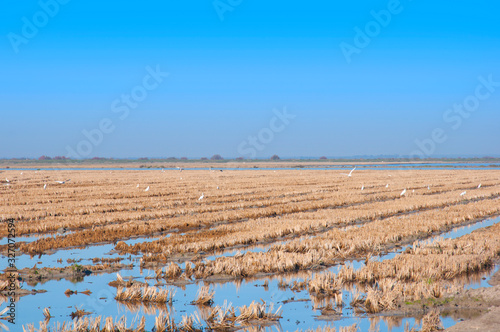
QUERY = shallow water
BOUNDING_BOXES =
[5,216,500,331]
[2,162,500,172]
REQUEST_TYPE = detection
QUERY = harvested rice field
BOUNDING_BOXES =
[1,163,500,331]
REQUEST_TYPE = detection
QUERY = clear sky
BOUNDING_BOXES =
[1,0,499,159]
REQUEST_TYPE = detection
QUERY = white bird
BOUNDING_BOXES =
[5,178,9,183]
[137,184,140,188]
[427,186,430,190]
[145,186,150,192]
[199,193,204,201]
[400,188,407,196]
[386,184,389,188]
[43,184,47,190]
[341,167,356,177]
[412,189,415,193]
[161,168,165,173]
[460,191,466,196]
[478,184,481,189]
[361,185,364,191]
[55,179,70,184]
[217,186,220,190]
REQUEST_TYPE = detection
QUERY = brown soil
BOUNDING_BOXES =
[441,267,500,331]
[14,263,133,286]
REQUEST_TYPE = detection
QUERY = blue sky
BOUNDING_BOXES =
[1,0,499,159]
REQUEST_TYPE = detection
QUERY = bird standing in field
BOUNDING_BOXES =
[361,185,364,191]
[55,179,70,184]
[460,191,466,196]
[145,186,150,192]
[400,188,406,196]
[43,184,47,190]
[199,193,204,201]
[478,183,481,188]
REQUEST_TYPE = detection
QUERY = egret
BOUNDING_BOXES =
[5,178,9,183]
[386,184,389,188]
[217,186,220,190]
[361,185,364,191]
[55,179,70,184]
[341,166,356,177]
[460,191,466,196]
[478,184,481,189]
[400,188,406,196]
[199,193,204,200]
[145,186,150,192]
[427,186,430,190]
[43,184,47,190]
[137,184,140,188]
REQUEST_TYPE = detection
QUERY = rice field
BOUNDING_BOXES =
[1,165,500,331]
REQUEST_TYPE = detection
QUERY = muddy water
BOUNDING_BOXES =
[6,216,500,331]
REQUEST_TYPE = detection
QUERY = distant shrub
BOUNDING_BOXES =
[211,154,223,160]
[180,157,188,160]
[320,156,327,160]
[270,155,280,160]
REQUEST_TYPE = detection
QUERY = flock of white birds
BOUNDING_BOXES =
[2,166,484,201]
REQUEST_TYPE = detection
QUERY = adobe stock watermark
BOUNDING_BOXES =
[213,0,242,21]
[65,65,169,159]
[237,107,296,159]
[410,74,499,159]
[7,0,71,54]
[339,0,410,64]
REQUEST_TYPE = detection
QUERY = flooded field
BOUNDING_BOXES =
[1,167,500,331]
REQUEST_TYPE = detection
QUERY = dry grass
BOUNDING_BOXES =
[295,323,359,332]
[420,309,443,332]
[2,169,498,257]
[22,313,202,332]
[197,300,282,329]
[191,285,215,306]
[3,169,499,331]
[237,300,282,322]
[306,219,500,314]
[115,284,175,304]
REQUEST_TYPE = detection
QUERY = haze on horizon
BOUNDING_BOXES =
[1,1,499,159]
